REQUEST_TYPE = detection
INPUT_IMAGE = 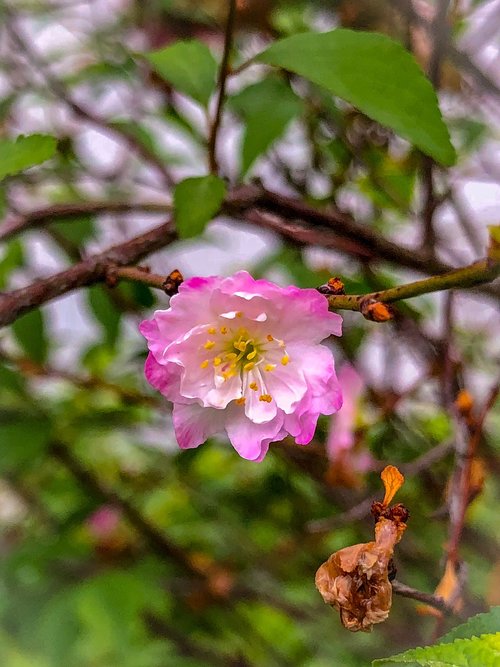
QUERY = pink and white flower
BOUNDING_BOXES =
[140,271,343,461]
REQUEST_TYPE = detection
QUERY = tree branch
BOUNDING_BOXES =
[324,258,500,313]
[208,0,237,174]
[0,202,170,243]
[0,218,176,327]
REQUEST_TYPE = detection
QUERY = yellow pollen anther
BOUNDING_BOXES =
[213,357,222,367]
[200,360,209,369]
[249,382,258,391]
[235,397,246,405]
[222,369,235,380]
[259,394,272,403]
[247,349,257,360]
[204,340,215,350]
[207,327,216,334]
[243,361,255,372]
[264,364,276,372]
[266,334,274,342]
[220,326,228,335]
[281,355,290,365]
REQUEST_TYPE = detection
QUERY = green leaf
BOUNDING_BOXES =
[0,413,51,472]
[50,215,95,246]
[0,134,58,181]
[0,239,25,290]
[174,175,226,239]
[12,308,48,364]
[373,632,500,666]
[88,286,121,348]
[440,607,500,644]
[230,76,303,175]
[257,29,456,166]
[143,40,217,107]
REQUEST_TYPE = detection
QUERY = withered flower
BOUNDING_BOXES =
[315,465,408,632]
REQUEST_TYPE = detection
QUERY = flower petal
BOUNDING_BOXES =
[225,405,284,461]
[172,402,225,450]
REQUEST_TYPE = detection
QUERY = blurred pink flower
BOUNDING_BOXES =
[86,505,121,540]
[326,363,373,483]
[140,271,343,461]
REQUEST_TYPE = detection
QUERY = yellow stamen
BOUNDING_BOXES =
[207,327,216,334]
[243,361,255,372]
[249,382,258,391]
[235,397,246,405]
[266,334,274,342]
[200,360,209,369]
[264,364,276,372]
[220,326,228,335]
[247,349,257,360]
[225,352,238,360]
[259,394,272,403]
[281,355,289,365]
[213,357,222,367]
[222,369,236,380]
[204,340,215,350]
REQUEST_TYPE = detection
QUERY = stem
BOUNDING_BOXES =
[208,0,237,174]
[326,258,500,314]
[392,580,458,616]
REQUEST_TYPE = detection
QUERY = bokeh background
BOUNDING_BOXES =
[0,1,499,665]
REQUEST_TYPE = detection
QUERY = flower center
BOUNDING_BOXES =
[198,320,291,405]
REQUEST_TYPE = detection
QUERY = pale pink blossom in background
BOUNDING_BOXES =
[86,505,121,540]
[327,363,373,479]
[140,271,343,461]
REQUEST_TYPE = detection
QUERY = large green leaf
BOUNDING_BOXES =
[12,308,48,364]
[173,175,226,239]
[230,76,304,175]
[143,40,217,107]
[440,607,500,644]
[257,29,456,166]
[373,632,500,666]
[0,134,58,181]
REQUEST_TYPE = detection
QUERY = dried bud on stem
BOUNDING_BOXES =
[317,276,346,296]
[360,299,394,322]
[162,269,184,296]
[315,465,408,632]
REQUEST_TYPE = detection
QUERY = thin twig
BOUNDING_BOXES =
[0,202,170,243]
[4,8,174,186]
[392,580,457,616]
[50,441,205,579]
[447,382,500,566]
[421,0,451,252]
[208,0,237,173]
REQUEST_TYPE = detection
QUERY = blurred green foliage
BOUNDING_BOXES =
[0,1,498,666]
